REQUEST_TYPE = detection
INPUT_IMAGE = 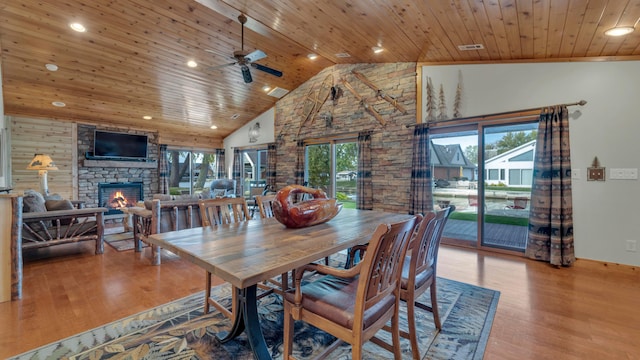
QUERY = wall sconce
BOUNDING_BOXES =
[27,153,58,194]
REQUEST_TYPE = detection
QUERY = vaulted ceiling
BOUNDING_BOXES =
[1,0,639,141]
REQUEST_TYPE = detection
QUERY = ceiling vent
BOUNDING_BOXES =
[458,44,484,51]
[267,87,289,98]
[335,52,351,58]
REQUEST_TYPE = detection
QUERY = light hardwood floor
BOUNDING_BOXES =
[1,240,639,359]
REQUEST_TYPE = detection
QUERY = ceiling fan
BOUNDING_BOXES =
[207,14,283,84]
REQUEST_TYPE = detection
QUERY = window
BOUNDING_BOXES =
[166,149,217,195]
[241,148,268,198]
[304,140,357,207]
[509,169,533,186]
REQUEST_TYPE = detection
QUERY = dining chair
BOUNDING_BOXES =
[198,197,251,318]
[199,196,250,227]
[255,193,331,292]
[397,206,451,359]
[254,193,276,219]
[282,214,421,360]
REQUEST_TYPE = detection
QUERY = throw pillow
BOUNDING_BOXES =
[45,199,75,225]
[44,193,63,201]
[45,199,74,211]
[212,189,226,198]
[23,190,47,213]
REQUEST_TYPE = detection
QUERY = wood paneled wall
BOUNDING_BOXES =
[10,117,77,199]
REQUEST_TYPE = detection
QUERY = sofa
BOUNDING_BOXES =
[133,194,207,265]
[21,190,107,255]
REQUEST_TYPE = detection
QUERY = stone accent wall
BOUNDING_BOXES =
[77,125,159,207]
[275,63,417,213]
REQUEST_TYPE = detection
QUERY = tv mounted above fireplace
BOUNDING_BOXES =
[93,130,148,160]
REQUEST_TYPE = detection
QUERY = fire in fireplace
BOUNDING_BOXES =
[98,182,143,215]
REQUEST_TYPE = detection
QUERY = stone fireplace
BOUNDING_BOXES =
[77,125,159,208]
[98,182,144,215]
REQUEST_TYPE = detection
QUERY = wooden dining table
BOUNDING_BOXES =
[147,208,415,359]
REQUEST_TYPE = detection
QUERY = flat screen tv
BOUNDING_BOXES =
[93,130,148,160]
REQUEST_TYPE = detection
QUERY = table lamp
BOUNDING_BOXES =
[27,153,58,195]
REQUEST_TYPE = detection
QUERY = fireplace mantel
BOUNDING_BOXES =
[83,159,156,168]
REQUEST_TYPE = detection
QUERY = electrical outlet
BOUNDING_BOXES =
[626,240,637,252]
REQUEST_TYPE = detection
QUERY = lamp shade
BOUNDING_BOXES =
[26,154,59,170]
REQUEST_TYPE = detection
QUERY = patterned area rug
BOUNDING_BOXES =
[104,232,146,251]
[9,278,499,360]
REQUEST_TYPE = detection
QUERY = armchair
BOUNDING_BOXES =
[209,178,236,198]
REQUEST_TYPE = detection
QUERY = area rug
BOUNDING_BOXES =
[104,232,146,251]
[8,278,499,360]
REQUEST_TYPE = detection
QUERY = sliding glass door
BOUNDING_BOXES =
[431,119,537,253]
[481,122,537,251]
[430,129,479,247]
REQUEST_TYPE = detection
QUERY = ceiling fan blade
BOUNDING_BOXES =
[208,61,237,71]
[251,63,283,77]
[244,49,267,63]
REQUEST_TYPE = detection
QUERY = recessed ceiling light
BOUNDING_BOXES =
[143,115,152,120]
[604,26,634,36]
[307,53,318,60]
[262,85,271,92]
[187,60,198,68]
[210,125,218,130]
[45,63,58,71]
[69,23,86,32]
[372,46,384,54]
[335,52,351,58]
[231,114,240,120]
[52,101,66,107]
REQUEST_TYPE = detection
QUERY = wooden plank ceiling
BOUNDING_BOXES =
[1,0,639,140]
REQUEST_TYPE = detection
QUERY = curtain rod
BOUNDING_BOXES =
[408,100,587,127]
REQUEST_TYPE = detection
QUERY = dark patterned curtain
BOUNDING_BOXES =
[409,123,434,215]
[295,140,305,186]
[158,144,169,194]
[233,148,243,198]
[526,106,575,266]
[267,143,277,191]
[357,131,373,210]
[215,149,226,179]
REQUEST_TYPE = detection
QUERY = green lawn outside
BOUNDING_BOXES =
[341,201,356,209]
[449,211,529,226]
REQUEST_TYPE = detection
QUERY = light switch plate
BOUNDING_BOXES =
[624,168,638,180]
[610,168,624,180]
[571,168,580,180]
